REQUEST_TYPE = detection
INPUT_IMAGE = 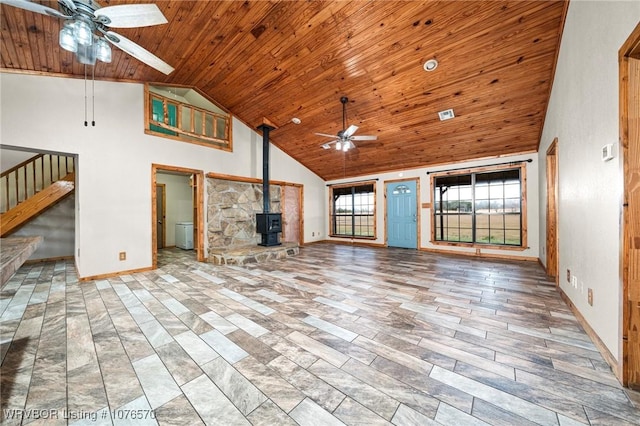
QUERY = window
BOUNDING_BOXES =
[433,165,525,247]
[330,182,376,238]
[145,84,232,151]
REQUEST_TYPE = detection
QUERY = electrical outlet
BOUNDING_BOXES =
[119,251,126,261]
[588,288,593,306]
[571,276,577,288]
[567,269,571,283]
[312,231,315,236]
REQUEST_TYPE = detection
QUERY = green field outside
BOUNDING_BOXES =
[333,215,375,237]
[434,213,521,245]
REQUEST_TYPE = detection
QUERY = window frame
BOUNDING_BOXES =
[329,181,377,239]
[430,163,527,250]
[144,83,233,152]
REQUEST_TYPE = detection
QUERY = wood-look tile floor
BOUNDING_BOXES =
[1,244,639,425]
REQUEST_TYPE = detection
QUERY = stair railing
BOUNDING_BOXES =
[0,154,75,213]
[149,92,231,147]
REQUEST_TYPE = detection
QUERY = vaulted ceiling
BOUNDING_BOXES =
[1,0,567,180]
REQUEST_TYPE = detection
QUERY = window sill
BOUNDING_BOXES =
[430,240,527,251]
[330,235,377,240]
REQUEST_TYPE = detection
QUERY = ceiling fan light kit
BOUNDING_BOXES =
[316,96,377,152]
[59,20,112,64]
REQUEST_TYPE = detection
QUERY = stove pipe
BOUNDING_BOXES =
[255,123,281,247]
[258,123,275,213]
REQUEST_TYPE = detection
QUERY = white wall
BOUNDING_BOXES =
[538,0,640,361]
[0,72,326,278]
[326,153,539,260]
[156,173,192,247]
[1,149,34,172]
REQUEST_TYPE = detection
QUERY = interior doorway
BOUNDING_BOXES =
[546,138,559,283]
[620,22,640,390]
[151,164,205,268]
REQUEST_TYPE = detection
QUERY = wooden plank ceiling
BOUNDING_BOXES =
[0,0,567,181]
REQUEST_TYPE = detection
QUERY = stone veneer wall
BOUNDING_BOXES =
[207,178,281,249]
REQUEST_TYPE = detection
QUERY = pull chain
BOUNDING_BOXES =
[92,65,95,126]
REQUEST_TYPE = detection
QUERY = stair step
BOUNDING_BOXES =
[0,173,75,237]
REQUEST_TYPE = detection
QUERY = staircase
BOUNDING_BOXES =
[0,154,75,237]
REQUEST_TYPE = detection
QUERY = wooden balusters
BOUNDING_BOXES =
[0,153,75,214]
[147,91,231,148]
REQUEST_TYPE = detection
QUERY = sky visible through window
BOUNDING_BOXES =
[335,193,374,213]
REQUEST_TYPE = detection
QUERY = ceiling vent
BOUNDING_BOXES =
[438,109,455,121]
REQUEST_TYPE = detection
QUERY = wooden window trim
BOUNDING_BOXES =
[430,163,528,250]
[329,180,377,239]
[144,84,233,152]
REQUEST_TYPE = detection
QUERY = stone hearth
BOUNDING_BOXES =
[208,242,299,265]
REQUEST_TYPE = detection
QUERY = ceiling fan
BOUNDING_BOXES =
[316,96,377,152]
[0,0,174,74]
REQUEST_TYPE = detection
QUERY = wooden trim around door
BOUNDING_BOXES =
[151,164,206,268]
[619,21,640,389]
[156,183,166,249]
[546,138,559,283]
[280,183,304,245]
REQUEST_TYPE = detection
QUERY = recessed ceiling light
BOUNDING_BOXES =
[291,117,301,124]
[423,59,438,72]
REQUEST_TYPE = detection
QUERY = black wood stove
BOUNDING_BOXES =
[256,123,282,247]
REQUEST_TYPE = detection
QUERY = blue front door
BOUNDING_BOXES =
[387,180,418,249]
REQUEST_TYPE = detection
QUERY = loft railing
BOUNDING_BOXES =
[148,92,231,149]
[0,154,75,213]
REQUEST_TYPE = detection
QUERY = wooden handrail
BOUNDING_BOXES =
[0,173,75,237]
[0,154,74,214]
[149,92,231,145]
[0,154,43,178]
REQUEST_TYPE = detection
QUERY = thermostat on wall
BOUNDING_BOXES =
[602,143,614,162]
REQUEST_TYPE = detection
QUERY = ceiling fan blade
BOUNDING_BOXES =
[105,31,174,75]
[95,4,168,28]
[354,142,383,148]
[351,135,377,141]
[0,0,69,18]
[58,0,75,12]
[314,132,338,139]
[342,124,358,138]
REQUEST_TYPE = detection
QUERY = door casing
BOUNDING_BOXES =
[282,184,303,244]
[156,183,166,249]
[620,22,640,389]
[546,139,559,283]
[151,164,205,266]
